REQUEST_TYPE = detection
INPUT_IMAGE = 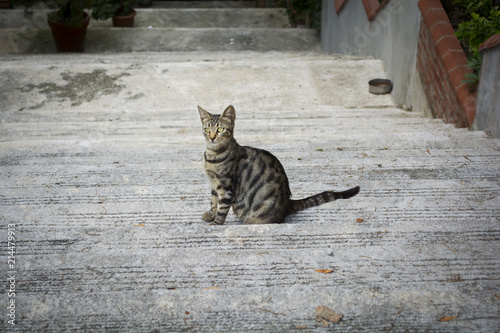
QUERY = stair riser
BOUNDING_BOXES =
[1,28,319,53]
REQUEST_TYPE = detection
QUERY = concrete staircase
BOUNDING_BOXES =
[1,2,499,332]
[0,1,319,53]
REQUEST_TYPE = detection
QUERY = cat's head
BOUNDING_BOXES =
[198,105,235,146]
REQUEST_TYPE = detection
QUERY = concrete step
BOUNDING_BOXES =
[0,7,317,53]
[2,27,318,53]
[100,8,291,28]
[0,52,390,111]
[147,1,257,8]
[1,51,499,332]
[0,8,291,29]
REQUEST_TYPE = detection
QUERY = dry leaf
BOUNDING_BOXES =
[315,306,342,325]
[356,218,364,223]
[315,269,334,274]
[134,223,145,227]
[439,315,458,322]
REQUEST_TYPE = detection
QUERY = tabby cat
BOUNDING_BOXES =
[198,105,360,225]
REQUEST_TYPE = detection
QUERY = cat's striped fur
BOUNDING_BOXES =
[198,105,360,225]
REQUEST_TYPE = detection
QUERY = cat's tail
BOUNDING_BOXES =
[287,186,360,214]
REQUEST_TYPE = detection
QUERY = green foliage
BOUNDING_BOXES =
[462,54,482,87]
[452,0,499,18]
[91,0,138,21]
[279,0,321,33]
[455,9,500,58]
[12,0,94,27]
[453,0,500,87]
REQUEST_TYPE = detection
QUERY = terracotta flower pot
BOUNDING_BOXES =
[0,0,10,9]
[112,10,137,28]
[47,12,90,53]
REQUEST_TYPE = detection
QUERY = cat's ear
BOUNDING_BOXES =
[198,106,212,123]
[221,105,236,123]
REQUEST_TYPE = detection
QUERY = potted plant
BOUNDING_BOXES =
[91,0,138,28]
[13,0,93,52]
[0,0,11,9]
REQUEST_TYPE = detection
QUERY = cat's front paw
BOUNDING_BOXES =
[214,216,226,225]
[201,211,215,222]
[208,221,224,226]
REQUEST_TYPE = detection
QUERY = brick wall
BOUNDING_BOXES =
[417,0,476,128]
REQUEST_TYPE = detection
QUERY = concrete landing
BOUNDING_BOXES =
[1,52,499,332]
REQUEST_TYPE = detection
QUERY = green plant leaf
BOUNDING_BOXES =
[464,73,478,80]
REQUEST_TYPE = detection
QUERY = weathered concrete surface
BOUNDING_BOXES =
[1,52,499,332]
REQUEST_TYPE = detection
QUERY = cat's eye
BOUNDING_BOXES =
[204,128,210,133]
[217,127,224,133]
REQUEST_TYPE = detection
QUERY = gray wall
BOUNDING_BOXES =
[321,0,429,114]
[473,45,500,138]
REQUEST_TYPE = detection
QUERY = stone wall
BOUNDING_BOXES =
[473,34,500,138]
